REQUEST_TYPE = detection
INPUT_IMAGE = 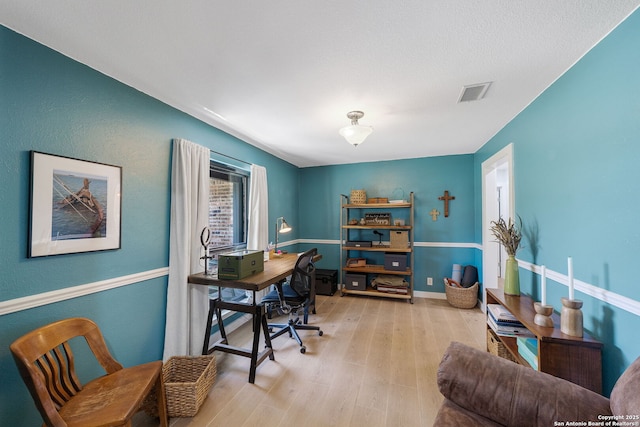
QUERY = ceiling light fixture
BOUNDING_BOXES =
[339,111,373,147]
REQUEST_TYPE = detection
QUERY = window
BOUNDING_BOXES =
[208,161,248,251]
[207,160,250,303]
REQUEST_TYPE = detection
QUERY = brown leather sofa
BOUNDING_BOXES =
[435,341,640,426]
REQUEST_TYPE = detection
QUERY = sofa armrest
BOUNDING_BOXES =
[438,342,611,426]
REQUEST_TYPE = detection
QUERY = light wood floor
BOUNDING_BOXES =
[136,294,485,427]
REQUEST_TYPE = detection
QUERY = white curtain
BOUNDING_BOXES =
[247,164,269,301]
[163,138,211,359]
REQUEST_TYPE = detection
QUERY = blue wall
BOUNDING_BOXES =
[2,6,640,423]
[474,9,640,395]
[0,26,298,426]
[298,155,478,293]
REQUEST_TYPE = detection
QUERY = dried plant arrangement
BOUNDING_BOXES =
[490,216,522,256]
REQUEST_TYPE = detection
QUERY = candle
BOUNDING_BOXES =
[541,265,547,306]
[568,257,574,300]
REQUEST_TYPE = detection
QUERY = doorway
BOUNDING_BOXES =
[481,144,514,308]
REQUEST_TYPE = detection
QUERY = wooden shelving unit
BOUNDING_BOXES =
[486,288,603,393]
[340,192,414,303]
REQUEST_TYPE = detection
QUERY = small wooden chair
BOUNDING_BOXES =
[10,317,168,427]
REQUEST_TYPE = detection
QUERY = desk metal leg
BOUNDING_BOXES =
[203,299,215,355]
[261,308,275,361]
[203,297,228,355]
[214,299,228,344]
[248,304,263,383]
[202,296,275,383]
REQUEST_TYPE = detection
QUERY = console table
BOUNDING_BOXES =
[486,288,603,393]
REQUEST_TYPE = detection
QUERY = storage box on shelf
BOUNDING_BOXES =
[339,192,414,302]
[485,288,602,393]
[389,230,408,248]
[344,273,367,290]
[384,253,407,271]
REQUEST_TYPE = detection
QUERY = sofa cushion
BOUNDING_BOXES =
[437,342,612,426]
[434,399,504,427]
[611,356,640,417]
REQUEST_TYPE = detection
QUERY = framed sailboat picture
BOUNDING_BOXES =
[29,151,122,257]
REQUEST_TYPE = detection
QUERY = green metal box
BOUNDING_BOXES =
[217,250,264,280]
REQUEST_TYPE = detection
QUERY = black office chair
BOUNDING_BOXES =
[261,248,323,353]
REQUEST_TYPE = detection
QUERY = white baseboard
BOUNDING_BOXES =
[414,290,447,300]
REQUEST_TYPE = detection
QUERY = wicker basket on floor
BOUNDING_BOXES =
[445,281,479,309]
[163,355,217,418]
[487,328,517,363]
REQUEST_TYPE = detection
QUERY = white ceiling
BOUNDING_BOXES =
[2,1,639,167]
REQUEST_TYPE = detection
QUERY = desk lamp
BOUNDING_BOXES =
[274,217,292,255]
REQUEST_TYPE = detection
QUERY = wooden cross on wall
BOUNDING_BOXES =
[438,190,455,217]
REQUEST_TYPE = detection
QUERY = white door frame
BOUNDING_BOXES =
[481,143,515,310]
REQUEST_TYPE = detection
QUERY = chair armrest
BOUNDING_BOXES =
[437,342,611,426]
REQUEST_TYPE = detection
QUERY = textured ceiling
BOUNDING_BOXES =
[2,1,639,167]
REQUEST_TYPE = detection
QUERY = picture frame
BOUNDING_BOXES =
[29,151,122,257]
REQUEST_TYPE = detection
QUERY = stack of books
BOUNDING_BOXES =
[487,304,533,337]
[517,337,539,370]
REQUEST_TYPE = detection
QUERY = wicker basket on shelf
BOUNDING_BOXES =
[350,189,366,204]
[487,328,517,363]
[444,281,479,309]
[158,355,217,418]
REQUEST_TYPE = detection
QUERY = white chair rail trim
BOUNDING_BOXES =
[517,259,640,317]
[0,267,169,316]
[297,239,482,249]
[3,250,639,318]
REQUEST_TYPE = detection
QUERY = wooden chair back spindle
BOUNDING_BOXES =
[10,317,167,427]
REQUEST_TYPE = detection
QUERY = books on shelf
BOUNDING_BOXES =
[487,304,521,323]
[487,315,533,337]
[486,303,535,337]
[517,337,539,370]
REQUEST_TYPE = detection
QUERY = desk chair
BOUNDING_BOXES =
[10,317,168,427]
[262,248,323,353]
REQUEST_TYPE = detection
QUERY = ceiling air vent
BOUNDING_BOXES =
[458,82,492,103]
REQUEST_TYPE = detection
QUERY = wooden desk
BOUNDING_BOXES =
[188,253,319,383]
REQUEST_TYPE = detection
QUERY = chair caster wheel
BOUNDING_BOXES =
[300,346,306,354]
[318,330,324,336]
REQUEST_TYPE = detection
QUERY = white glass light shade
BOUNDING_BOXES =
[339,125,373,146]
